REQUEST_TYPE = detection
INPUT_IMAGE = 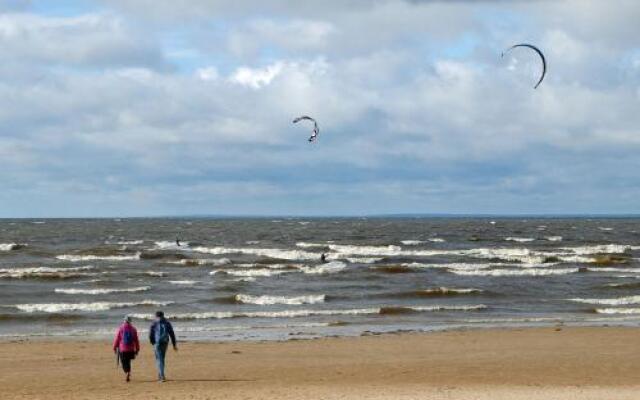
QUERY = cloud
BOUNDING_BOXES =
[1,0,640,216]
[0,12,166,69]
[228,19,335,59]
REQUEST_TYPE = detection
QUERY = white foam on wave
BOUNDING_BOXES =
[505,237,535,243]
[561,244,634,255]
[465,248,549,264]
[144,271,166,277]
[168,280,198,285]
[545,236,563,242]
[193,246,318,260]
[105,240,144,245]
[56,253,140,262]
[326,244,546,265]
[401,240,425,245]
[235,294,325,305]
[401,239,445,245]
[0,243,24,251]
[296,242,327,248]
[212,268,293,278]
[154,241,190,250]
[131,304,486,320]
[587,267,640,273]
[14,300,171,313]
[595,308,640,314]
[451,267,579,277]
[170,258,231,266]
[344,257,382,264]
[299,261,346,274]
[234,263,301,270]
[569,296,640,305]
[181,242,640,267]
[327,244,403,256]
[466,247,622,264]
[54,286,150,295]
[0,266,95,279]
[405,262,493,270]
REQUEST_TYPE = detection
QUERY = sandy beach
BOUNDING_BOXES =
[1,327,639,399]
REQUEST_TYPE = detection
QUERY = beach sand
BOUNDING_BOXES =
[1,327,639,400]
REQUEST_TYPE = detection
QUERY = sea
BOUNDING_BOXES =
[1,217,640,341]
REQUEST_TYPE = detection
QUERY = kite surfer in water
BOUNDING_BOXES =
[176,238,181,247]
[320,253,327,263]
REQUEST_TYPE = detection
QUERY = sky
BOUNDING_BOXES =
[0,0,639,217]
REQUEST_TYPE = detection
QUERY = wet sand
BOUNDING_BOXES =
[1,327,639,399]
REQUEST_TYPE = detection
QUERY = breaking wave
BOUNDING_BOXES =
[171,258,231,267]
[505,237,535,243]
[561,244,635,255]
[327,244,403,256]
[344,257,382,264]
[105,240,144,245]
[400,239,445,245]
[168,280,198,285]
[295,242,328,249]
[56,253,140,262]
[13,300,171,313]
[451,267,579,277]
[193,246,318,260]
[144,271,166,277]
[0,266,95,279]
[154,241,190,250]
[569,296,640,305]
[586,267,640,273]
[0,243,26,251]
[212,268,293,278]
[54,286,150,295]
[299,261,346,274]
[401,240,425,245]
[595,308,640,314]
[131,304,486,320]
[234,294,326,305]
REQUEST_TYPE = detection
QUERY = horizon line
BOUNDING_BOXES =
[2,213,640,219]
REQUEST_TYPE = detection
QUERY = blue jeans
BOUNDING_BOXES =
[154,342,169,379]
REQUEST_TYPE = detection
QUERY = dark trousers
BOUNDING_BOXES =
[120,351,136,373]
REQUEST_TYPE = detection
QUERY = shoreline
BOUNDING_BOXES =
[2,317,638,344]
[2,326,640,399]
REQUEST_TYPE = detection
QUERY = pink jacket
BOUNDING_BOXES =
[113,323,140,353]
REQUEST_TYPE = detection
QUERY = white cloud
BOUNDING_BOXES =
[1,0,640,216]
[228,19,335,59]
[0,12,165,68]
[229,62,285,89]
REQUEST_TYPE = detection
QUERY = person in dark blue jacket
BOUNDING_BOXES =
[149,311,177,382]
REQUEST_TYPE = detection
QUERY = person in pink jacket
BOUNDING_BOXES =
[112,315,140,382]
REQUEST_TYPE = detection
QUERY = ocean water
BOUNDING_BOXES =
[1,217,640,341]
